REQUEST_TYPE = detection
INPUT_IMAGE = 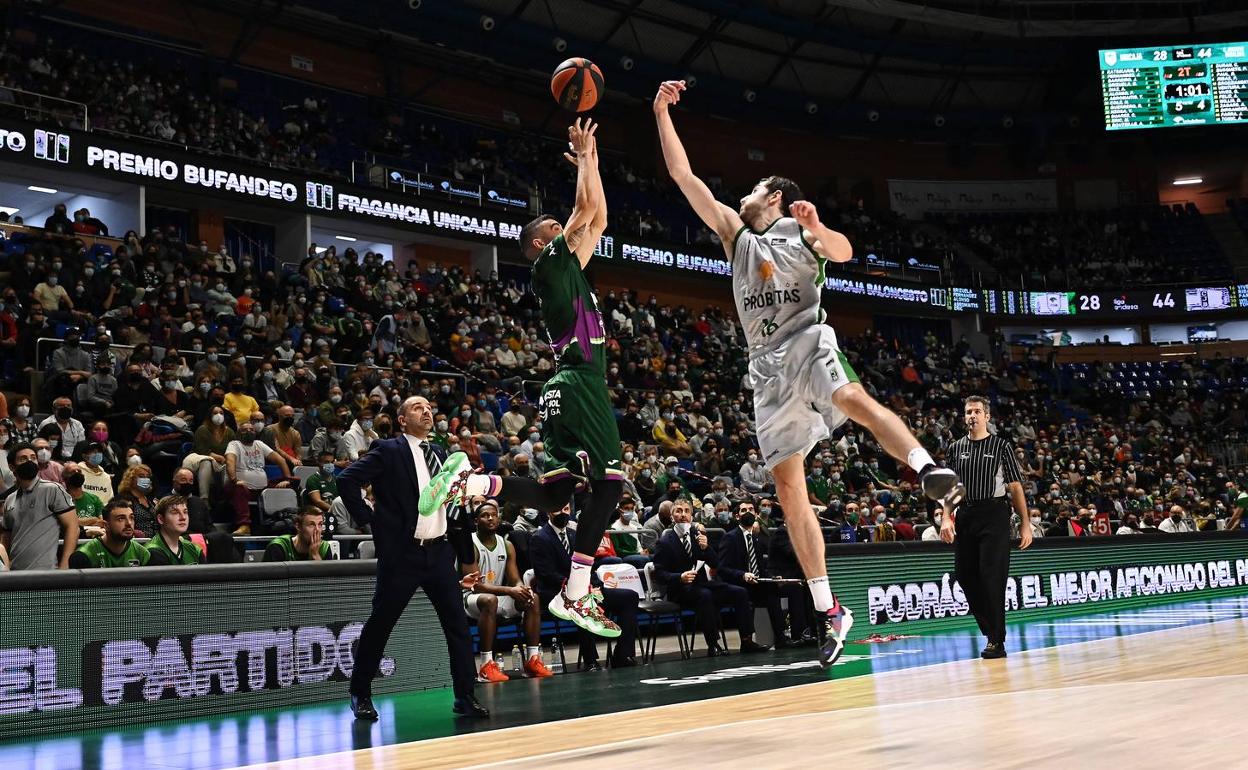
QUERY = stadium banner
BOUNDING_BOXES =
[829,533,1248,635]
[0,562,449,739]
[887,178,1059,218]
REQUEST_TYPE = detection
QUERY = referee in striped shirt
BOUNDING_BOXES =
[940,395,1030,659]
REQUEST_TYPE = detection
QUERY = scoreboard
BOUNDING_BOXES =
[990,287,1244,317]
[1100,42,1248,130]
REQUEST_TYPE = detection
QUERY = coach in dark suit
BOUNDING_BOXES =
[652,498,769,655]
[531,506,639,667]
[338,395,487,721]
[717,500,810,646]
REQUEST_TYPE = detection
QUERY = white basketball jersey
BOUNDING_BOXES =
[732,216,826,354]
[471,532,509,587]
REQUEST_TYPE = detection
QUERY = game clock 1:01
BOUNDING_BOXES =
[1099,42,1248,130]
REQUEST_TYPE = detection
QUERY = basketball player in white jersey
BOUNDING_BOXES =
[461,501,553,682]
[654,79,963,667]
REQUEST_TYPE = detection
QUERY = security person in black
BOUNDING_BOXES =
[941,395,1030,660]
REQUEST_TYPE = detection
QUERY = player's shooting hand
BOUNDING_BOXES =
[653,80,686,113]
[790,200,821,229]
[567,117,598,156]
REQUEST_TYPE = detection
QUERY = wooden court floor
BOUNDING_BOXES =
[245,612,1248,769]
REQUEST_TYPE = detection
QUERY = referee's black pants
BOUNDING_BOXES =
[954,499,1011,645]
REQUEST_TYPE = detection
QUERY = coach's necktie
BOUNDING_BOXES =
[421,442,443,476]
[683,535,693,558]
[746,534,760,575]
[558,529,570,554]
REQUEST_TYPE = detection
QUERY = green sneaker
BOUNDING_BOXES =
[547,586,622,639]
[419,452,472,517]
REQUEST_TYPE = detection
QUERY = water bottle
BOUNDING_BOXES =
[495,652,505,671]
[550,636,564,673]
[511,644,523,673]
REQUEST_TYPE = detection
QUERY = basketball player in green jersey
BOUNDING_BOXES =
[422,118,624,638]
[655,79,963,667]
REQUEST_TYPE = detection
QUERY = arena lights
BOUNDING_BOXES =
[1173,177,1203,185]
[0,206,17,216]
[334,235,358,242]
[27,185,57,193]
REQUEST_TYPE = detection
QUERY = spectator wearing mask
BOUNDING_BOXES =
[68,498,150,568]
[607,495,650,569]
[1116,514,1142,535]
[1,443,78,570]
[48,331,93,395]
[225,421,294,536]
[308,416,345,467]
[37,399,84,459]
[529,503,639,668]
[42,203,73,235]
[652,497,766,656]
[113,365,164,446]
[171,467,213,534]
[303,451,338,514]
[1158,505,1194,533]
[739,450,773,495]
[264,508,335,561]
[340,409,378,462]
[0,423,13,490]
[190,405,234,499]
[261,404,303,466]
[253,362,287,409]
[63,462,103,527]
[2,396,38,445]
[717,499,810,646]
[117,463,157,537]
[500,402,529,436]
[652,409,692,458]
[224,378,261,429]
[155,373,191,418]
[144,495,204,565]
[78,442,114,504]
[83,356,119,414]
[31,436,64,485]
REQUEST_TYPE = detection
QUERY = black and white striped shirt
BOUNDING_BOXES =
[946,434,1024,503]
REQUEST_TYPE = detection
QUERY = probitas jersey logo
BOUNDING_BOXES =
[741,286,801,312]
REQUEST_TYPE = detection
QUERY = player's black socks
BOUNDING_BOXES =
[573,479,623,555]
[496,474,580,513]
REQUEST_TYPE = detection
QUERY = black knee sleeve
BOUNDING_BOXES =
[573,480,623,555]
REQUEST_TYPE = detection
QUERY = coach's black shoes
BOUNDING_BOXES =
[453,695,490,718]
[981,642,1007,659]
[741,638,772,654]
[351,694,379,721]
[919,465,962,503]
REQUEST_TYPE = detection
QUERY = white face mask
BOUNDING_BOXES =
[673,522,692,536]
[127,455,143,467]
[211,413,225,426]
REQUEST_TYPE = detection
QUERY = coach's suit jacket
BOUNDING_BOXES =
[716,525,772,585]
[652,526,720,590]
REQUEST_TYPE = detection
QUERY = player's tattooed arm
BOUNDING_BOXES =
[563,223,591,254]
[791,201,853,263]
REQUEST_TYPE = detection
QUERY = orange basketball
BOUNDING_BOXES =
[551,57,604,112]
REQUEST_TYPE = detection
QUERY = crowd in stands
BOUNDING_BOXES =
[2,210,1245,572]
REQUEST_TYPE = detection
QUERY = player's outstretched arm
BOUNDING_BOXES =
[653,80,743,247]
[790,200,853,264]
[562,117,604,267]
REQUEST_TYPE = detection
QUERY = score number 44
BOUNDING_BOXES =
[1076,293,1175,311]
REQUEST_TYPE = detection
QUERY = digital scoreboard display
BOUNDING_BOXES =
[1100,42,1248,130]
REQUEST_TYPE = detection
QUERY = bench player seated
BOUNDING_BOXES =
[462,500,553,682]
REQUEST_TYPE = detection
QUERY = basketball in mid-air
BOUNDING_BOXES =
[551,57,603,112]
